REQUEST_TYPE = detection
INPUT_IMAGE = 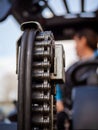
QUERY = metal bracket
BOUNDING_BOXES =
[21,21,43,31]
[51,44,65,83]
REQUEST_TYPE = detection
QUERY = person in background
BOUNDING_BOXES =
[56,28,98,130]
[74,29,98,59]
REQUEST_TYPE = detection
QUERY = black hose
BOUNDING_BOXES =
[24,29,37,130]
[18,30,29,130]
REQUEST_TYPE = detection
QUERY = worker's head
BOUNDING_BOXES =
[74,29,98,59]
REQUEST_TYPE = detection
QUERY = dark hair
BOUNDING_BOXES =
[74,29,98,50]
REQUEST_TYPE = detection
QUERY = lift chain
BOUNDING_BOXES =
[17,21,65,130]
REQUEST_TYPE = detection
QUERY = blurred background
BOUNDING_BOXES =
[0,0,98,120]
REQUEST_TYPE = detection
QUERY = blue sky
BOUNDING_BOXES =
[0,16,22,58]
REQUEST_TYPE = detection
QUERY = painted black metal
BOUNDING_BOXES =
[81,0,85,12]
[63,0,70,13]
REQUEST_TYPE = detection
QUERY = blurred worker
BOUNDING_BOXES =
[74,29,98,59]
[56,28,98,130]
